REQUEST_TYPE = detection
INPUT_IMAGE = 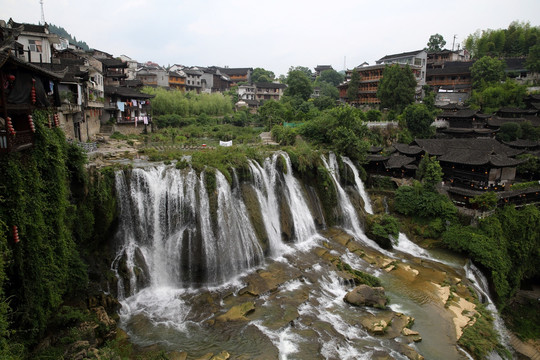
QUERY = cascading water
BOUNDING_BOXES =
[465,262,513,359]
[342,156,373,214]
[111,154,513,360]
[248,156,287,255]
[113,165,265,292]
[279,152,319,243]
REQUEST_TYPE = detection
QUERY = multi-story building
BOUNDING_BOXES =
[100,57,128,87]
[338,63,421,105]
[168,70,186,90]
[219,67,252,86]
[184,68,203,93]
[376,49,427,88]
[255,82,287,103]
[5,18,59,64]
[200,67,231,93]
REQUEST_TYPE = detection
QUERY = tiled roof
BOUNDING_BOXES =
[427,61,474,75]
[488,116,540,127]
[393,143,423,155]
[100,58,127,68]
[377,50,425,63]
[219,67,252,76]
[386,154,416,169]
[255,82,287,89]
[104,86,154,99]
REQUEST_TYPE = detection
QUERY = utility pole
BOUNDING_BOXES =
[452,34,457,51]
[40,0,46,24]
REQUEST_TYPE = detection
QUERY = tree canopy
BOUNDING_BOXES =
[470,56,506,89]
[401,103,435,139]
[346,70,360,103]
[377,64,417,113]
[251,67,275,83]
[426,34,446,52]
[316,69,344,87]
[464,21,540,59]
[468,80,526,114]
[525,44,540,74]
[284,70,313,101]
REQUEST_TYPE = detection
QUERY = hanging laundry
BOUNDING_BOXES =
[132,100,138,106]
[143,116,148,125]
[117,101,125,111]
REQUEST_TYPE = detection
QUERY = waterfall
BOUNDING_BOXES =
[321,153,365,238]
[113,165,265,294]
[465,262,512,358]
[248,157,286,255]
[279,152,319,243]
[342,156,373,214]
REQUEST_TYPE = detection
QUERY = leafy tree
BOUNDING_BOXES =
[497,122,523,142]
[313,96,337,110]
[426,33,446,52]
[464,21,540,58]
[525,44,540,74]
[317,69,345,86]
[258,100,288,129]
[346,70,360,103]
[471,56,506,89]
[366,109,382,122]
[400,103,435,138]
[417,155,443,190]
[251,67,275,83]
[516,154,540,180]
[468,80,526,113]
[288,66,313,79]
[318,82,340,99]
[284,70,313,101]
[469,191,498,211]
[377,64,417,113]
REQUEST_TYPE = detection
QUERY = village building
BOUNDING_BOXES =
[426,61,474,105]
[100,57,128,87]
[136,65,168,88]
[168,70,186,91]
[102,85,153,135]
[0,29,62,153]
[254,82,287,103]
[200,67,231,93]
[184,68,203,93]
[5,18,59,64]
[218,67,252,86]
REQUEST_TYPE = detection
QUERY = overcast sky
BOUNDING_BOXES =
[2,0,540,76]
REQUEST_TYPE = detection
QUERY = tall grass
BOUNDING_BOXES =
[142,87,233,116]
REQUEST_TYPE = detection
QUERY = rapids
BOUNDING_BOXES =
[111,152,509,359]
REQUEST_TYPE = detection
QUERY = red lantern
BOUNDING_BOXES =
[28,115,35,132]
[12,225,19,244]
[47,114,52,128]
[31,79,37,104]
[6,117,15,135]
[53,113,59,127]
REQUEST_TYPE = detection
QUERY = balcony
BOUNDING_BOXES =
[0,129,34,153]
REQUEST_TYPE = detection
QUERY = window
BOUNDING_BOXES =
[28,39,42,52]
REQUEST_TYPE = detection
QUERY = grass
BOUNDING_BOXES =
[502,298,540,341]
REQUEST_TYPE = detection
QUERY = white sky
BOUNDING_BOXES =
[2,0,540,76]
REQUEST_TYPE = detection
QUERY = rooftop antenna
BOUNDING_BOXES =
[40,0,45,24]
[452,34,457,51]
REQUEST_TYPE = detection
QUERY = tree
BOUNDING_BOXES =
[497,122,523,142]
[284,70,313,101]
[401,103,435,139]
[525,44,540,74]
[468,80,526,113]
[346,70,360,103]
[251,67,275,83]
[288,66,313,79]
[377,64,417,113]
[417,155,443,190]
[317,69,345,86]
[258,100,287,129]
[426,34,446,52]
[469,191,498,211]
[471,56,506,89]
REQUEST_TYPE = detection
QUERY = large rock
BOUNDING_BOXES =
[344,284,388,309]
[216,302,255,322]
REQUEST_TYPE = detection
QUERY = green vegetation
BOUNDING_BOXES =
[459,303,511,359]
[426,33,446,52]
[365,214,400,249]
[464,21,540,59]
[0,110,118,357]
[142,87,233,117]
[442,205,540,304]
[377,64,417,113]
[336,260,382,287]
[503,298,540,341]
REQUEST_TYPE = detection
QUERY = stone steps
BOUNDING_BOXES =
[509,333,540,359]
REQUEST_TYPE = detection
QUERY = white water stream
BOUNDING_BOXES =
[112,155,511,359]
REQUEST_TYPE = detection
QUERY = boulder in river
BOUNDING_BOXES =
[344,284,388,309]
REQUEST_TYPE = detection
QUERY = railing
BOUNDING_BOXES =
[0,129,34,153]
